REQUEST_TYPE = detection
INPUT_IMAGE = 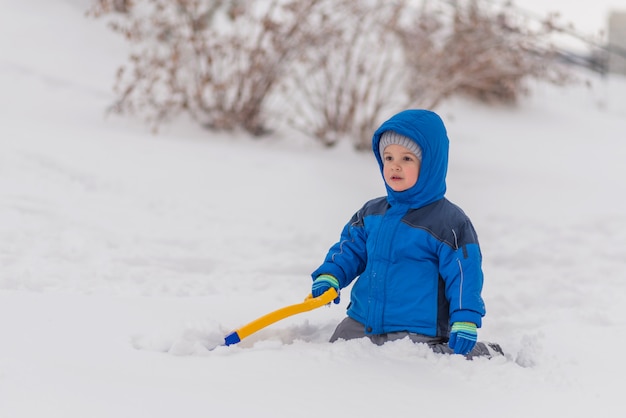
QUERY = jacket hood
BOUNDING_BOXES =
[372,109,449,208]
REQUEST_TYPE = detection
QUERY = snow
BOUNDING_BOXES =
[1,1,626,417]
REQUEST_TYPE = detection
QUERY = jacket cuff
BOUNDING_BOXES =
[450,310,483,328]
[311,265,345,287]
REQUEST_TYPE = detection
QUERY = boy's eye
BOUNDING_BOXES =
[403,156,414,162]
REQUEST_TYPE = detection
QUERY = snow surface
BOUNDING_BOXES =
[2,1,626,417]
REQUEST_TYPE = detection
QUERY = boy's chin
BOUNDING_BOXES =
[388,184,409,192]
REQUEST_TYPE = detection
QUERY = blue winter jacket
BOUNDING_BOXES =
[311,110,485,338]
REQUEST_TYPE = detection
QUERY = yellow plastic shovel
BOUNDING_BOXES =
[223,288,338,346]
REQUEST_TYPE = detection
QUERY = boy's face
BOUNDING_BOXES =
[382,144,421,192]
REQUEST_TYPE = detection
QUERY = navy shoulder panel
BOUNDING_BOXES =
[402,199,478,249]
[349,197,389,227]
[361,197,389,217]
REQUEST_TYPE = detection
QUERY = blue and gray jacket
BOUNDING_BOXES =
[312,109,485,338]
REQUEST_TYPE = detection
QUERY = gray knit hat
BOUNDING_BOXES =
[379,131,422,161]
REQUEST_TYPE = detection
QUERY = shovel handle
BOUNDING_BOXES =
[224,288,338,346]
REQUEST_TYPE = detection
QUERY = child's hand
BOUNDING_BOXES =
[311,274,341,304]
[448,322,477,355]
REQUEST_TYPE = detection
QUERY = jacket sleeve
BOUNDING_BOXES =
[311,209,368,288]
[438,219,486,327]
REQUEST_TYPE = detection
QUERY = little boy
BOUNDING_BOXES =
[311,109,500,358]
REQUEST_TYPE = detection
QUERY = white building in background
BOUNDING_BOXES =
[608,11,626,75]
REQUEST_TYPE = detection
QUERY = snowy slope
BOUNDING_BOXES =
[1,1,626,417]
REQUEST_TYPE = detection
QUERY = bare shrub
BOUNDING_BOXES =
[275,0,410,150]
[393,0,574,108]
[88,0,327,136]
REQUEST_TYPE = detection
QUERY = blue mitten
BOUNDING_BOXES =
[448,322,477,355]
[311,274,340,304]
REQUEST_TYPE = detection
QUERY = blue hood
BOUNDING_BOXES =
[372,109,449,208]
